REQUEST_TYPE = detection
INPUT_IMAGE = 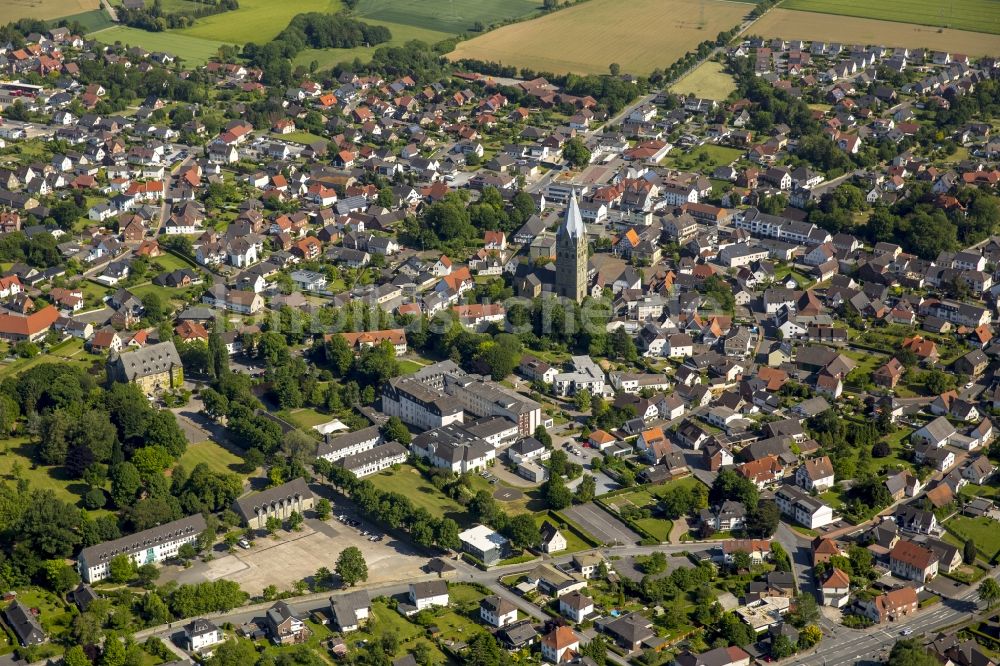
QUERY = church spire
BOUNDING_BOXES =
[559,190,585,240]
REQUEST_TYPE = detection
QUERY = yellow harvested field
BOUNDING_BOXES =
[751,9,1000,56]
[670,60,737,100]
[449,0,750,75]
[0,0,98,22]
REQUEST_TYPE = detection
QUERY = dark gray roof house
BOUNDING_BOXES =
[4,600,47,646]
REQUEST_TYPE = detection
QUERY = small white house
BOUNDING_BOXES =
[184,618,222,652]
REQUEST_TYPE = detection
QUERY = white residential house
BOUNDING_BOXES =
[409,581,449,612]
[559,591,594,623]
[184,619,223,653]
[480,595,518,628]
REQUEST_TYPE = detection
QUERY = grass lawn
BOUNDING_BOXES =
[0,436,114,514]
[175,0,340,43]
[635,517,672,542]
[398,359,425,375]
[535,513,593,553]
[0,338,98,382]
[284,407,338,429]
[149,252,197,272]
[278,130,327,145]
[669,60,736,100]
[177,439,248,477]
[820,488,845,509]
[663,144,744,172]
[606,476,704,511]
[94,26,224,65]
[945,516,1000,561]
[348,601,447,663]
[961,478,1000,500]
[367,464,468,524]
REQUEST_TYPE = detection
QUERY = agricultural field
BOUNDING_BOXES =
[669,60,737,100]
[750,9,1000,56]
[61,8,114,32]
[353,0,539,35]
[94,26,224,65]
[780,0,1000,35]
[0,0,97,24]
[174,0,340,43]
[448,0,750,75]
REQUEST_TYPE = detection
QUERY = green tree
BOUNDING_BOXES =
[544,473,572,510]
[208,639,259,666]
[563,137,591,168]
[64,645,92,666]
[380,416,411,445]
[788,592,819,627]
[265,516,282,534]
[466,632,504,666]
[771,634,796,659]
[964,538,977,565]
[504,513,541,550]
[287,511,304,531]
[336,546,368,586]
[888,639,939,666]
[208,329,229,379]
[110,462,142,508]
[314,498,332,521]
[575,474,597,503]
[980,577,1000,609]
[108,554,135,583]
[101,635,127,666]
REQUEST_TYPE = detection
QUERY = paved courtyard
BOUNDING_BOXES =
[164,517,428,595]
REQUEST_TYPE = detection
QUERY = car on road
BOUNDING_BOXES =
[965,382,975,389]
[900,628,914,636]
[238,539,251,550]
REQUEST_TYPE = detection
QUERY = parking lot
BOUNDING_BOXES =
[561,502,641,546]
[164,505,428,595]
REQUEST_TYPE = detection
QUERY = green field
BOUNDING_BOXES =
[354,0,540,34]
[279,131,328,145]
[945,516,1000,561]
[670,60,737,101]
[177,440,248,477]
[779,0,1000,35]
[58,8,114,32]
[175,0,340,43]
[94,26,224,65]
[292,18,453,71]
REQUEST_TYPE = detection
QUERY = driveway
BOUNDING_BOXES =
[561,502,641,546]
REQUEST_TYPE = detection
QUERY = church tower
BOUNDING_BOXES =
[555,192,588,303]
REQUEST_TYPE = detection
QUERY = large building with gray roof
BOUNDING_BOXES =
[106,340,183,394]
[232,477,314,529]
[77,513,206,583]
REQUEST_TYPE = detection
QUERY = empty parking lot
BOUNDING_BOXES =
[166,517,428,595]
[561,502,641,545]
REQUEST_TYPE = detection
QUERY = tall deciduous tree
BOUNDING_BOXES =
[336,546,368,586]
